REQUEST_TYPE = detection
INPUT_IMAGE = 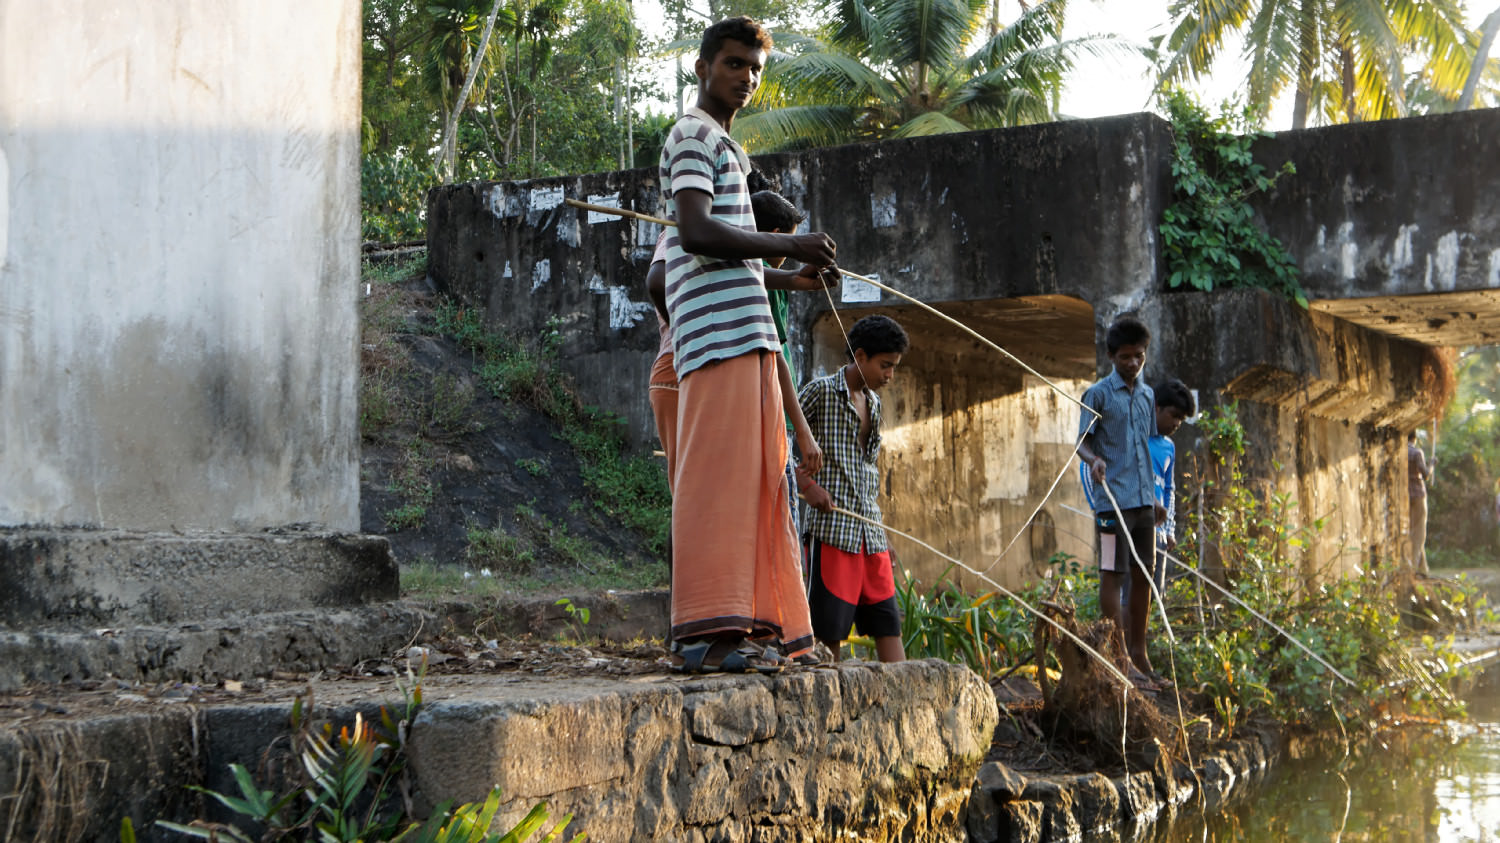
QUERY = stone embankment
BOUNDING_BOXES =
[966,731,1279,842]
[0,634,998,842]
[409,660,998,841]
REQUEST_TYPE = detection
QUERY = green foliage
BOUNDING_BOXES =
[466,525,537,573]
[1157,91,1306,306]
[362,152,437,243]
[421,374,480,437]
[435,302,671,555]
[554,597,592,641]
[736,0,1127,151]
[1166,406,1475,736]
[385,442,438,531]
[361,0,655,242]
[1156,0,1473,127]
[516,457,550,477]
[1430,348,1500,562]
[897,554,1092,677]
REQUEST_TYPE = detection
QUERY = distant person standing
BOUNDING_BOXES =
[1408,431,1431,575]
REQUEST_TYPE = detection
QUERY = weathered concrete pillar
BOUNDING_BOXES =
[0,1,395,628]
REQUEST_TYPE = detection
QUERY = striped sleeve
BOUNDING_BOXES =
[666,125,715,198]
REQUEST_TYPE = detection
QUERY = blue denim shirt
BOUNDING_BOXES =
[1078,369,1156,513]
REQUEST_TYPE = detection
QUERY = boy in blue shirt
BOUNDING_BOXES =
[1147,379,1194,592]
[1077,316,1158,686]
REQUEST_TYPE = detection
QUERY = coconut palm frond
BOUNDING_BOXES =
[879,0,984,70]
[758,49,896,104]
[732,104,864,151]
[890,108,973,137]
[1158,0,1257,85]
[1243,0,1300,111]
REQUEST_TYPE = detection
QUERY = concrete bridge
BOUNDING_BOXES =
[427,107,1500,590]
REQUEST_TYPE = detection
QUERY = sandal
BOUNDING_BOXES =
[672,638,784,675]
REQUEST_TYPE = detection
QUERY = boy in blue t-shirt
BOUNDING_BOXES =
[1148,379,1195,589]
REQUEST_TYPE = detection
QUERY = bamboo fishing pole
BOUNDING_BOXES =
[563,198,674,228]
[563,196,1098,419]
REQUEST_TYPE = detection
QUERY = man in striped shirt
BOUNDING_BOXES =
[660,16,842,674]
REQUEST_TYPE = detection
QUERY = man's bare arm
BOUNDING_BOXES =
[765,263,841,291]
[646,259,668,326]
[675,189,836,266]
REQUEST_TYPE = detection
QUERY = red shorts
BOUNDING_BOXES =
[807,540,901,641]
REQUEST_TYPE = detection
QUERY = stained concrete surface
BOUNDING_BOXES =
[0,1,364,532]
[0,529,398,629]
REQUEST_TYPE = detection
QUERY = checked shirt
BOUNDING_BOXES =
[799,369,888,553]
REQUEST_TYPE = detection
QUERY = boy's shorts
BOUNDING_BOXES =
[807,539,901,642]
[1095,506,1156,580]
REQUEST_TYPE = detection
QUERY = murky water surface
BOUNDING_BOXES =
[1104,686,1500,842]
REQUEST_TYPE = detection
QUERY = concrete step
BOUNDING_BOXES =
[0,590,671,692]
[0,528,398,628]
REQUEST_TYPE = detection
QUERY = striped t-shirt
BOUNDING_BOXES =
[658,107,779,379]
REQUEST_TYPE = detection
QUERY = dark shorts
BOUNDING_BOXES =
[1095,506,1156,582]
[807,539,902,641]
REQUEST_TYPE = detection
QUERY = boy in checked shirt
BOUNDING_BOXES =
[798,315,909,662]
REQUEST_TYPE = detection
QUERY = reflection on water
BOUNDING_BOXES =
[1090,686,1500,842]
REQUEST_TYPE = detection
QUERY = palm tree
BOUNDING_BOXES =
[1458,5,1500,109]
[732,0,1127,152]
[1157,0,1472,128]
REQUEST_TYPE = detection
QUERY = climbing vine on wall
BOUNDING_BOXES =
[1158,91,1307,307]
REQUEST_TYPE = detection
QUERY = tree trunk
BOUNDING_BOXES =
[1292,5,1318,129]
[438,0,506,183]
[1459,8,1500,110]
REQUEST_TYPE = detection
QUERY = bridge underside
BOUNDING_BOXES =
[1312,290,1500,346]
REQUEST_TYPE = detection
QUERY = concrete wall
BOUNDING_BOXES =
[1254,108,1500,302]
[0,2,362,531]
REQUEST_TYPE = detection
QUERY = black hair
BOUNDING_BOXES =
[1154,378,1195,416]
[745,170,772,193]
[1407,431,1418,442]
[1105,316,1150,354]
[751,191,805,233]
[699,16,772,63]
[848,315,909,359]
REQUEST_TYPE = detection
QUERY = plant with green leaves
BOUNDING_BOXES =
[1157,91,1305,306]
[896,554,1093,677]
[1163,405,1476,736]
[157,676,583,842]
[1155,0,1474,128]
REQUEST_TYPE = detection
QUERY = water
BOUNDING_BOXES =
[1104,686,1500,842]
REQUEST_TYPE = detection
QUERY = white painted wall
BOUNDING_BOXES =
[0,2,361,530]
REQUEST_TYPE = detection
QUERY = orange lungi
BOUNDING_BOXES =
[648,351,679,490]
[671,350,813,655]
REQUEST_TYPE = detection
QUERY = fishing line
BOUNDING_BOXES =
[810,500,1133,689]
